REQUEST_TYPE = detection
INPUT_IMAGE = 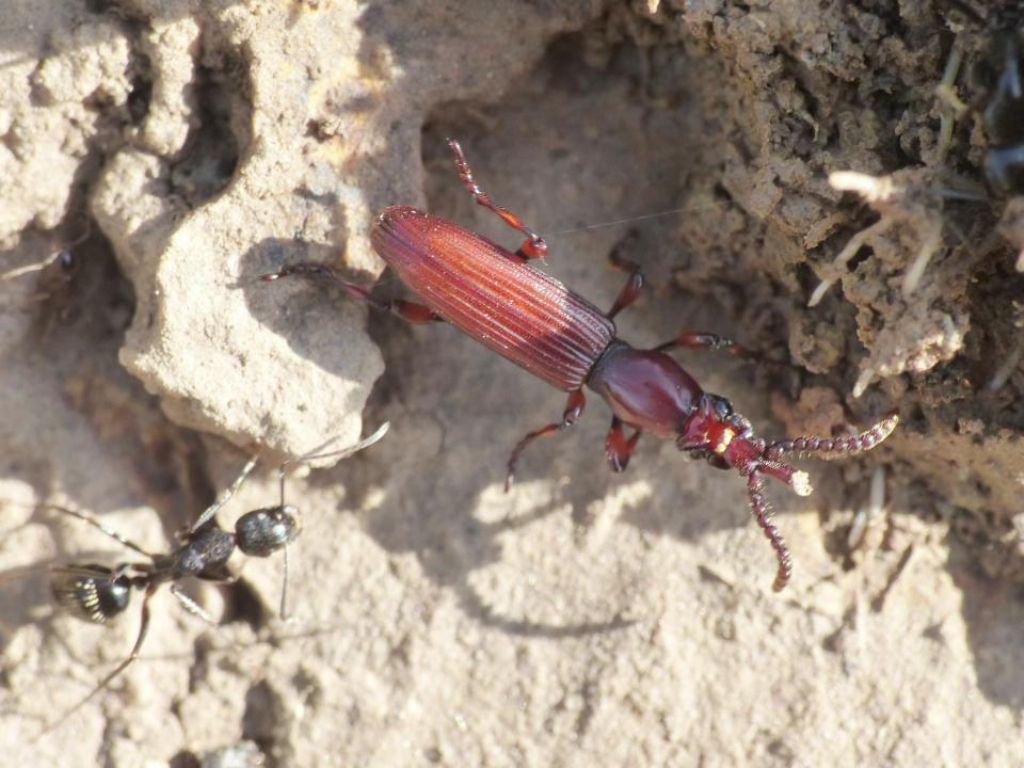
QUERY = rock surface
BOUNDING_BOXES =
[2,1,1023,766]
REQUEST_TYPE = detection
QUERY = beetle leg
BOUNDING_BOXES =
[504,389,586,491]
[605,417,641,472]
[605,249,645,319]
[386,297,446,324]
[446,138,548,261]
[653,331,756,360]
[261,262,444,323]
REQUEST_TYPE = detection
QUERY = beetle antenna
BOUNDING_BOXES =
[746,471,792,592]
[764,413,899,462]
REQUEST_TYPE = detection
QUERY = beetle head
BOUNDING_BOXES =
[676,393,813,496]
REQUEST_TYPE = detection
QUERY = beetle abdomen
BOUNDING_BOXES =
[372,206,614,391]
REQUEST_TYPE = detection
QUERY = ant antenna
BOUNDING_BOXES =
[278,420,391,498]
[274,422,390,618]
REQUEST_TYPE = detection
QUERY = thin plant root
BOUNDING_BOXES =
[810,172,901,308]
[849,465,887,552]
[811,170,949,309]
[987,300,1024,391]
[902,218,944,297]
[934,43,967,163]
[808,215,895,307]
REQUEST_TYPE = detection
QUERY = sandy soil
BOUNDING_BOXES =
[2,1,1023,766]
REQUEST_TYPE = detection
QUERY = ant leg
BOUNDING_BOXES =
[653,331,757,360]
[187,422,386,536]
[43,504,155,558]
[41,584,157,735]
[260,263,443,324]
[505,389,586,491]
[605,417,641,472]
[446,138,548,261]
[170,584,215,624]
[746,471,792,592]
[279,544,292,620]
[605,248,645,320]
[189,456,260,534]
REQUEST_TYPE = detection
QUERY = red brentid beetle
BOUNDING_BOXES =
[263,140,898,590]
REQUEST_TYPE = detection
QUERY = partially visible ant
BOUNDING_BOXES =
[1,223,87,302]
[939,1,1024,194]
[979,25,1024,194]
[33,422,389,734]
[0,247,75,288]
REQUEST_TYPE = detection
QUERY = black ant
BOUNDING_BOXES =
[1,225,85,300]
[34,422,388,734]
[939,1,1024,193]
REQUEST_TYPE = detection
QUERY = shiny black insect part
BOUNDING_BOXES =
[0,223,85,294]
[35,422,389,735]
[50,564,134,624]
[1,244,77,279]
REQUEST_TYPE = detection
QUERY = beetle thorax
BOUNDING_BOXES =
[587,341,703,439]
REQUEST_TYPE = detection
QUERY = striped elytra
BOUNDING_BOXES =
[371,205,615,391]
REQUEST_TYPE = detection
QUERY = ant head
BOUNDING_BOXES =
[234,505,301,557]
[54,248,76,272]
[51,565,133,624]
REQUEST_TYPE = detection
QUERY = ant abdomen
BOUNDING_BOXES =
[50,565,133,625]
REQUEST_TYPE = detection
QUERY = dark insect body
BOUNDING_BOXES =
[36,423,388,733]
[951,1,1024,193]
[262,141,898,591]
[982,27,1024,193]
[1,233,81,303]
